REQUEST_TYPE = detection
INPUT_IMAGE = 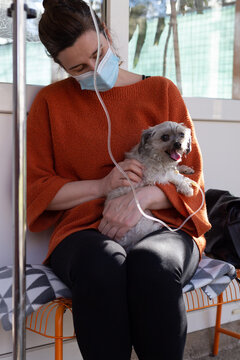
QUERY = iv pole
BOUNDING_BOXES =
[7,2,36,359]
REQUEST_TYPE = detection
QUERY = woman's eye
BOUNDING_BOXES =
[94,51,103,60]
[161,134,170,142]
[75,68,84,74]
[73,65,85,74]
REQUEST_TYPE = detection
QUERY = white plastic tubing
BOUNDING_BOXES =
[88,1,205,232]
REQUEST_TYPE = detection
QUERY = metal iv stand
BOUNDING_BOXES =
[7,2,36,359]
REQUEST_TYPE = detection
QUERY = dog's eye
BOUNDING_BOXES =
[161,134,170,142]
[179,132,185,138]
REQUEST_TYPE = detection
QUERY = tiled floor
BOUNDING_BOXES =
[130,321,240,360]
[184,321,240,359]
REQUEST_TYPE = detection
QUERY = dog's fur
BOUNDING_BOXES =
[106,121,194,251]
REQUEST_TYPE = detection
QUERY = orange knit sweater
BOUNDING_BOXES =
[27,76,211,263]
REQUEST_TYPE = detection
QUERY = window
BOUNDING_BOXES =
[0,0,105,85]
[0,0,52,85]
[129,0,240,99]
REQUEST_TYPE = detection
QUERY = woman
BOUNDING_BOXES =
[27,1,211,359]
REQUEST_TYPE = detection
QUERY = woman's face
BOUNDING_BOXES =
[57,30,109,76]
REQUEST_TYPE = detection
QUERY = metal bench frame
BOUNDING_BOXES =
[26,270,240,360]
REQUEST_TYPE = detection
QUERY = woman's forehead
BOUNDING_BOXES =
[57,30,106,67]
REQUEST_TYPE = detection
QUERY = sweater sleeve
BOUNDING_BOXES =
[152,80,211,238]
[27,92,71,232]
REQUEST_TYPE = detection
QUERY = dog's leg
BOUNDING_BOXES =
[168,172,194,196]
[177,165,194,175]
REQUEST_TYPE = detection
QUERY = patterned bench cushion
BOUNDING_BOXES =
[0,264,71,330]
[0,255,236,331]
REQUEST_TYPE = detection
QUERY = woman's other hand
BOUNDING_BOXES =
[100,159,144,196]
[98,186,172,241]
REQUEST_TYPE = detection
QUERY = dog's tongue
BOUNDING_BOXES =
[170,150,181,161]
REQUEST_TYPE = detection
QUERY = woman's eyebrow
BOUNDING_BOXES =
[68,45,103,71]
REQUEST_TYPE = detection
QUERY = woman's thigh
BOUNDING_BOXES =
[127,229,200,287]
[49,229,127,289]
[50,228,199,289]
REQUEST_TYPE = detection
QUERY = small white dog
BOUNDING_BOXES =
[106,121,194,251]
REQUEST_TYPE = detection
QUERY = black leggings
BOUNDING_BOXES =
[50,228,199,360]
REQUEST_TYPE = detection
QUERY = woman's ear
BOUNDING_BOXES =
[102,23,112,44]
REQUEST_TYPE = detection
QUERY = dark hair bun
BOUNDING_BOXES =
[39,0,103,60]
[42,0,57,10]
[43,0,87,11]
[42,0,55,10]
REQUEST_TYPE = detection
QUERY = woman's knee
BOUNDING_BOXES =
[127,248,179,292]
[51,230,127,288]
[127,230,195,286]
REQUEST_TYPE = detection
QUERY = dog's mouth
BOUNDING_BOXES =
[166,150,182,162]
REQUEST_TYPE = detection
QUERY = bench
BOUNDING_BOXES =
[0,255,239,359]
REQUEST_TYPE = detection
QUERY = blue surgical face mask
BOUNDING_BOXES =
[72,47,119,92]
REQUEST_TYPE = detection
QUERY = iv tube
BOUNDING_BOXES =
[88,1,204,232]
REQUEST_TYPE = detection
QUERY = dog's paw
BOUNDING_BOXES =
[185,186,194,197]
[177,181,194,197]
[178,165,194,175]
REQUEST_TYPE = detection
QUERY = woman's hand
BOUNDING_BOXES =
[99,159,144,196]
[98,188,144,241]
[98,186,172,241]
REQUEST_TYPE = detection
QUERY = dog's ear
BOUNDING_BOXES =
[138,128,154,154]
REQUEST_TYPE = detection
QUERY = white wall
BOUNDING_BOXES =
[0,83,50,268]
[110,0,240,333]
[0,91,239,265]
[0,0,240,355]
[184,98,240,332]
[185,97,240,197]
[1,86,240,356]
[109,0,240,197]
[0,83,79,359]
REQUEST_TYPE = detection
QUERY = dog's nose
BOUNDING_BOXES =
[174,142,181,150]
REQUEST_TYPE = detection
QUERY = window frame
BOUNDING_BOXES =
[108,0,240,118]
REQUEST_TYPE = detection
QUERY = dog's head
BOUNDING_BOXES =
[138,121,192,164]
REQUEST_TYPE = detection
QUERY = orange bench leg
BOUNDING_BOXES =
[55,304,65,360]
[213,293,223,356]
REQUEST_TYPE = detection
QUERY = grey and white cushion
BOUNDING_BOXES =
[182,254,236,299]
[0,255,237,331]
[0,264,71,331]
